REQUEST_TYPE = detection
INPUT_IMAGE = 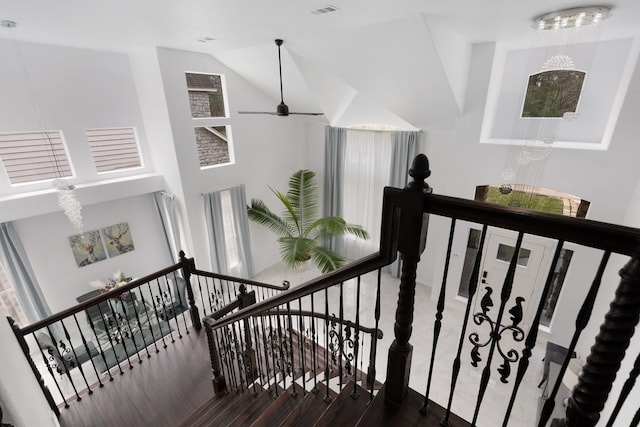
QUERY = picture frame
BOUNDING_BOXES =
[68,230,107,267]
[101,222,135,258]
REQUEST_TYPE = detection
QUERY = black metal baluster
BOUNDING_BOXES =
[539,251,611,427]
[96,303,125,374]
[71,313,103,388]
[146,280,168,349]
[60,320,93,393]
[287,302,298,397]
[224,326,239,392]
[471,231,524,425]
[338,281,344,392]
[421,219,456,414]
[128,291,151,359]
[33,332,69,408]
[311,292,319,393]
[276,305,288,391]
[352,276,362,398]
[138,290,160,354]
[106,300,135,369]
[442,224,488,426]
[230,321,245,392]
[117,297,143,365]
[267,313,279,397]
[251,316,263,394]
[216,327,234,393]
[503,240,564,426]
[369,268,383,401]
[632,406,640,426]
[202,276,213,316]
[155,278,175,343]
[606,351,640,427]
[259,312,275,397]
[324,287,331,403]
[298,298,307,396]
[165,275,184,339]
[85,310,114,381]
[171,271,190,334]
[46,324,82,401]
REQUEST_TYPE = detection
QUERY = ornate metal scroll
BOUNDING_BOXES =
[328,317,355,377]
[469,286,526,383]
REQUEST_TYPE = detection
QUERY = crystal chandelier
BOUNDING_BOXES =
[53,179,83,233]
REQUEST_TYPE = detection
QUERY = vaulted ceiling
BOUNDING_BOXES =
[2,0,640,128]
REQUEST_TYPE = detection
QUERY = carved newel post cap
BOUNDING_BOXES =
[408,154,431,189]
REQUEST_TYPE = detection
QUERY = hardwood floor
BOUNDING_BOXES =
[57,328,214,427]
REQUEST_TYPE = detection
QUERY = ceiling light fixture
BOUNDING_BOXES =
[533,6,611,30]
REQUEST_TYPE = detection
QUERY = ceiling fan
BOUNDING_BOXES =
[238,39,323,117]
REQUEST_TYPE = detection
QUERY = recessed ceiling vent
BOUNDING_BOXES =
[310,5,339,15]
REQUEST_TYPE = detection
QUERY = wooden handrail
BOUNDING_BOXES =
[257,309,384,339]
[20,262,183,335]
[424,193,640,256]
[192,269,291,291]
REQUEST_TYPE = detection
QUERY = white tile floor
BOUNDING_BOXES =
[253,261,548,427]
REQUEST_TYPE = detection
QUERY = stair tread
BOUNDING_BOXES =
[279,383,337,427]
[249,388,301,427]
[227,391,274,427]
[211,390,270,426]
[357,385,471,427]
[177,392,235,427]
[313,380,370,427]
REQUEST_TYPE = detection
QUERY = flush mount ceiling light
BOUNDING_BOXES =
[533,6,611,30]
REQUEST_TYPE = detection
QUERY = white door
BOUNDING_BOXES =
[468,230,554,382]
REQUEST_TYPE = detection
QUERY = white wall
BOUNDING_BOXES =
[0,311,58,426]
[13,193,171,312]
[155,47,325,275]
[415,40,640,348]
[0,40,153,197]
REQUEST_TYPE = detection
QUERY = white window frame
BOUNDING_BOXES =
[85,126,143,174]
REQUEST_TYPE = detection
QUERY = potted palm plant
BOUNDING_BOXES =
[247,170,368,273]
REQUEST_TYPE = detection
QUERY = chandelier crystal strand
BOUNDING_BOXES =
[54,179,83,233]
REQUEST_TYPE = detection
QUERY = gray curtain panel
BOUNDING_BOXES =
[152,191,182,263]
[203,190,228,274]
[323,126,346,255]
[228,185,255,278]
[387,130,422,277]
[203,185,254,278]
[0,222,53,324]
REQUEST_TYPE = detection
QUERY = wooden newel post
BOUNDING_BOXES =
[179,250,201,330]
[385,154,431,405]
[204,318,227,395]
[564,249,640,426]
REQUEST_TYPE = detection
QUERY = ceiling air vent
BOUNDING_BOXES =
[310,5,339,15]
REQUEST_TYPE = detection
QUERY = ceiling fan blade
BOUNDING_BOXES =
[239,39,324,118]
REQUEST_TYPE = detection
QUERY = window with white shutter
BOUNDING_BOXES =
[0,131,73,185]
[86,127,142,173]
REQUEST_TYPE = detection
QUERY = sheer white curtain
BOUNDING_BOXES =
[342,130,393,260]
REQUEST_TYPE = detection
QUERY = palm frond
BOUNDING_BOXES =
[287,170,318,230]
[271,188,299,231]
[278,236,316,268]
[312,245,345,274]
[247,199,293,237]
[305,216,369,240]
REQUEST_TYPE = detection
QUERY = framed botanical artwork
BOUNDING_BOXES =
[480,37,638,150]
[101,222,135,258]
[68,230,107,267]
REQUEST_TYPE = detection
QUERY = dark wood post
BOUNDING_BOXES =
[238,285,258,382]
[179,250,201,330]
[204,318,227,395]
[563,249,640,426]
[8,317,60,417]
[385,154,431,405]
